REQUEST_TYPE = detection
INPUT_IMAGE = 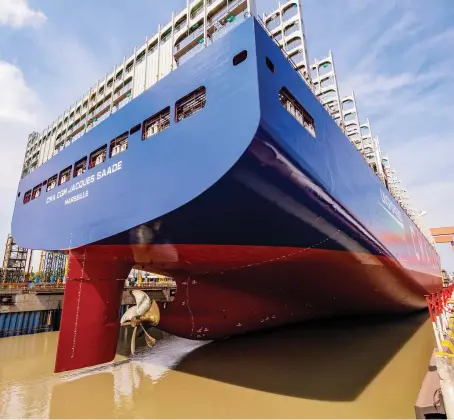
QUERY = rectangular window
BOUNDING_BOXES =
[23,190,31,204]
[160,28,172,44]
[143,107,170,140]
[47,175,57,191]
[89,145,107,168]
[59,166,72,185]
[74,157,87,178]
[279,87,315,137]
[175,87,206,122]
[136,50,146,64]
[32,184,42,200]
[148,41,158,54]
[110,132,128,157]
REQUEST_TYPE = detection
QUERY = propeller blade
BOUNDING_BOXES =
[120,306,138,325]
[131,326,137,355]
[123,293,158,356]
[136,326,145,338]
[121,291,152,324]
[139,299,160,326]
[131,290,152,317]
[140,324,156,348]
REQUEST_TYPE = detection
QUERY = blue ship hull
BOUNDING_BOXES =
[11,17,441,373]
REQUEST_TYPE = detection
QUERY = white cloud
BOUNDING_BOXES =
[405,28,454,59]
[340,69,447,114]
[355,11,420,72]
[0,60,42,250]
[341,72,414,99]
[0,30,109,249]
[0,60,41,124]
[0,121,27,226]
[0,11,48,250]
[0,0,46,28]
[387,134,452,187]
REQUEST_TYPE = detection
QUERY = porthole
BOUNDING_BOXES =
[233,50,248,66]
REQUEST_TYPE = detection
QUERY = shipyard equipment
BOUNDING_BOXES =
[1,234,29,283]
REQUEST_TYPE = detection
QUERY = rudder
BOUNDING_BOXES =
[55,249,132,373]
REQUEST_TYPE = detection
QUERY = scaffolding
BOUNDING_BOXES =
[1,234,29,283]
[39,251,67,283]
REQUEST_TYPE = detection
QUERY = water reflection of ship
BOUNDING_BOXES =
[49,312,433,418]
[172,312,432,401]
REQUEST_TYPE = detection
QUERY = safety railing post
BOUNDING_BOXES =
[427,294,443,351]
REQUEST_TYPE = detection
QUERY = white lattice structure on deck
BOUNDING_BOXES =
[21,0,255,178]
[341,93,363,152]
[308,52,388,183]
[262,1,310,79]
[310,51,343,128]
[360,119,385,181]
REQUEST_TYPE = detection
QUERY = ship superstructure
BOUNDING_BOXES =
[20,0,430,248]
[21,0,254,177]
[12,1,441,374]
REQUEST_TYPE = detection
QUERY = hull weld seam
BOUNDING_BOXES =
[186,277,195,338]
[71,247,86,359]
[199,232,338,277]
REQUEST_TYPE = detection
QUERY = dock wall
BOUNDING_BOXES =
[0,286,175,338]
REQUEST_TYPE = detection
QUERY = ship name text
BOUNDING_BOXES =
[45,161,123,205]
[380,189,403,225]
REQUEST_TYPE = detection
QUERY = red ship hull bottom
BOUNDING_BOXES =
[54,244,440,373]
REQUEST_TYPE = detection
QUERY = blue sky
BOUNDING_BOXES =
[0,0,453,271]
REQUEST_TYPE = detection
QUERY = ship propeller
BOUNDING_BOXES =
[120,290,160,355]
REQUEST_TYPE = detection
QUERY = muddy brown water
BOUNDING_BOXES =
[0,311,434,418]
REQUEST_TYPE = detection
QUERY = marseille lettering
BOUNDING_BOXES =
[45,161,122,205]
[64,190,89,205]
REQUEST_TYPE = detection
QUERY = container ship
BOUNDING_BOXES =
[11,0,441,373]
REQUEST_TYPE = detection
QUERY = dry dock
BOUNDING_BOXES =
[0,311,434,418]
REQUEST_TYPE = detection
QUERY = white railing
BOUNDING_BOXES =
[175,25,204,53]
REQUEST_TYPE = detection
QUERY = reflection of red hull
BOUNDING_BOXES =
[55,244,439,373]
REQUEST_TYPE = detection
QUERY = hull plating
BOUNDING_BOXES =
[10,18,441,372]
